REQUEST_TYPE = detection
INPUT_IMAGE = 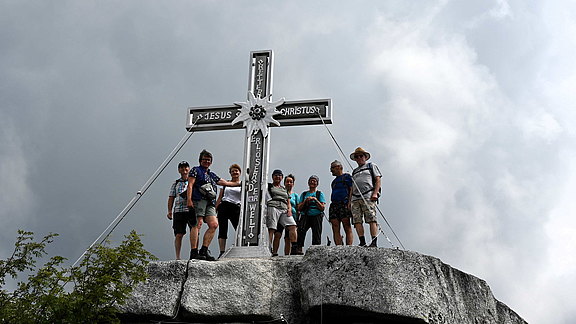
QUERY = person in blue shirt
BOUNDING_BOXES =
[329,160,354,245]
[295,175,326,254]
[186,149,240,261]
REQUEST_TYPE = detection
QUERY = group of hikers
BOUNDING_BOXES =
[167,147,382,261]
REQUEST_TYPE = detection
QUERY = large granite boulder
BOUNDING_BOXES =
[119,246,526,324]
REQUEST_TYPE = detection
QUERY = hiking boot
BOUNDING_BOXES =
[190,249,206,260]
[358,242,366,247]
[199,248,216,261]
[290,246,303,255]
[368,237,378,247]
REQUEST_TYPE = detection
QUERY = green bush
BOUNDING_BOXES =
[0,230,156,323]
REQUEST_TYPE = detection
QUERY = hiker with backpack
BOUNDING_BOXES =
[186,149,241,261]
[271,174,300,256]
[350,147,382,247]
[329,160,354,246]
[167,161,196,260]
[265,169,298,256]
[294,175,326,254]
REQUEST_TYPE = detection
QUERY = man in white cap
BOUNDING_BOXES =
[350,147,382,247]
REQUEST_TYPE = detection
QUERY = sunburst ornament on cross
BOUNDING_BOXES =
[232,91,285,137]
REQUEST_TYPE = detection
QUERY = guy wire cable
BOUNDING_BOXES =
[314,111,395,248]
[314,111,406,250]
[71,116,204,268]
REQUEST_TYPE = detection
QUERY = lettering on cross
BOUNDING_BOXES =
[186,50,332,258]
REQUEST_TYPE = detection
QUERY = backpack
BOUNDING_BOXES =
[300,190,322,216]
[352,162,381,198]
[300,190,322,200]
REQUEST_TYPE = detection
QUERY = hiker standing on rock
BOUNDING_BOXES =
[329,160,354,246]
[186,149,240,261]
[295,175,326,254]
[215,163,242,258]
[265,169,298,256]
[350,147,382,247]
[167,161,196,260]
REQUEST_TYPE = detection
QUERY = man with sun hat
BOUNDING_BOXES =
[350,147,382,247]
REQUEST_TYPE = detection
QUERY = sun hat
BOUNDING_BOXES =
[350,147,371,161]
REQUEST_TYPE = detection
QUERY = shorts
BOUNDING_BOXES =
[266,206,296,230]
[351,200,377,224]
[173,210,197,235]
[195,199,216,218]
[329,201,352,221]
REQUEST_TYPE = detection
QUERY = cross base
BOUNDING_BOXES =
[220,245,271,259]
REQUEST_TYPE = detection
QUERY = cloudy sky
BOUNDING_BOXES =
[1,1,575,322]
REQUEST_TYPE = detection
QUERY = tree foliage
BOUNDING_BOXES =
[0,230,157,323]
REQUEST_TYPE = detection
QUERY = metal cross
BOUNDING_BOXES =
[186,50,332,257]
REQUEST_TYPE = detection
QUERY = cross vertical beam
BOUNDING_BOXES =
[233,51,274,257]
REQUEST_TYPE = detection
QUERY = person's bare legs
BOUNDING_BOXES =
[191,218,203,249]
[342,218,353,245]
[284,235,291,255]
[354,223,365,237]
[272,231,282,255]
[218,238,226,254]
[202,216,218,247]
[288,225,297,244]
[175,233,184,260]
[330,219,343,245]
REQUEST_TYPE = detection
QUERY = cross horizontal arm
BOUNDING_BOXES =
[186,99,332,132]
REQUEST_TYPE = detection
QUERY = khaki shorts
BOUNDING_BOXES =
[194,199,216,218]
[266,206,297,230]
[351,200,377,224]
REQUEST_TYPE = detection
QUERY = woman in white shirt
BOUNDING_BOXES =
[215,164,242,258]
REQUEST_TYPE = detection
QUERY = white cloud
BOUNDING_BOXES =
[360,5,576,323]
[518,111,563,143]
[517,152,576,323]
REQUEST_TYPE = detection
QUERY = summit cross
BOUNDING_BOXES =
[186,50,332,258]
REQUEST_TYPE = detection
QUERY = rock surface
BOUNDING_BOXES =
[119,246,527,324]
